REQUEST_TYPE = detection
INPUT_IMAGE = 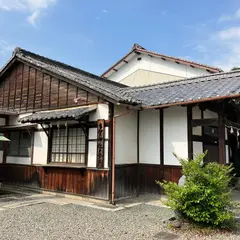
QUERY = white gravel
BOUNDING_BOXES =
[0,201,239,239]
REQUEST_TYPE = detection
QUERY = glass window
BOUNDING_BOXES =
[51,127,86,164]
[8,131,32,157]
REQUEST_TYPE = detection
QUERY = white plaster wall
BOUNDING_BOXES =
[203,110,218,119]
[193,142,203,156]
[108,54,210,86]
[104,141,108,169]
[32,131,48,165]
[192,106,202,136]
[0,151,3,163]
[87,141,108,168]
[139,109,160,164]
[6,156,31,165]
[226,145,229,164]
[164,106,188,166]
[9,113,32,126]
[88,142,97,168]
[115,106,138,164]
[89,128,97,140]
[88,126,109,168]
[89,104,109,121]
[0,118,6,126]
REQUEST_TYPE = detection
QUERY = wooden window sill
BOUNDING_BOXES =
[42,163,86,169]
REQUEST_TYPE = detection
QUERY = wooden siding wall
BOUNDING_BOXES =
[139,164,181,194]
[0,165,108,199]
[114,164,182,199]
[115,164,137,199]
[0,62,101,112]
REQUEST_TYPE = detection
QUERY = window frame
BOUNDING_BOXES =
[7,130,33,158]
[50,125,87,165]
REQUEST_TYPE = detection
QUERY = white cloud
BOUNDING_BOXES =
[217,27,240,40]
[192,44,207,53]
[0,0,56,25]
[27,9,41,26]
[0,40,14,55]
[102,9,108,13]
[206,27,240,70]
[218,8,240,22]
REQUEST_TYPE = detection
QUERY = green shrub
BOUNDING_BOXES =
[157,152,236,229]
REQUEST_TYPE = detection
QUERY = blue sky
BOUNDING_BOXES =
[0,0,240,74]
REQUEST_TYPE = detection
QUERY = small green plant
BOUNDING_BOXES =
[157,152,236,229]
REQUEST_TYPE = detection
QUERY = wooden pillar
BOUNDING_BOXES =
[160,109,164,165]
[2,116,9,164]
[108,103,114,202]
[137,110,140,196]
[187,106,193,159]
[218,109,226,164]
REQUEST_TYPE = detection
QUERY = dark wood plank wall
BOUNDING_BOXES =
[0,164,108,199]
[115,164,182,198]
[115,164,138,199]
[0,62,101,113]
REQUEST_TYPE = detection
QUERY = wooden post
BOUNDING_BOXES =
[187,106,193,159]
[137,110,140,196]
[218,109,226,164]
[160,109,164,165]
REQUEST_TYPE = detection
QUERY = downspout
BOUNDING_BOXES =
[111,109,130,204]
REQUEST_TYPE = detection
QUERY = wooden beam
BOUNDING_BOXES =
[123,60,128,64]
[191,118,218,127]
[218,108,226,164]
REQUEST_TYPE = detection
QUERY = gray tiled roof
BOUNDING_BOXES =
[13,48,138,105]
[6,47,240,109]
[20,106,97,123]
[123,71,240,107]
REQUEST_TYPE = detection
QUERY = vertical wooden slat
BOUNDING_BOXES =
[26,66,31,111]
[33,69,37,111]
[19,63,24,111]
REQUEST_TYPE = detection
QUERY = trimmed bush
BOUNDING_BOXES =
[157,152,236,229]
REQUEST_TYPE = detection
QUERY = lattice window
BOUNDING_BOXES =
[51,127,86,164]
[8,131,32,157]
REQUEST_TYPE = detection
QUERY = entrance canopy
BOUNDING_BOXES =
[19,105,97,123]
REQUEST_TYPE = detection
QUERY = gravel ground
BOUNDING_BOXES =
[0,200,240,239]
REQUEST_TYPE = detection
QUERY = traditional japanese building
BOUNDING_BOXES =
[0,47,239,203]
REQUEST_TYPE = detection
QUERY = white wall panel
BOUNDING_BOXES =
[226,145,229,164]
[104,141,108,168]
[139,109,160,164]
[193,142,203,156]
[115,106,137,164]
[192,106,202,120]
[88,142,97,168]
[89,104,109,121]
[164,106,188,166]
[89,128,97,140]
[6,156,31,165]
[0,118,6,126]
[0,151,3,163]
[33,131,48,165]
[203,110,218,119]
